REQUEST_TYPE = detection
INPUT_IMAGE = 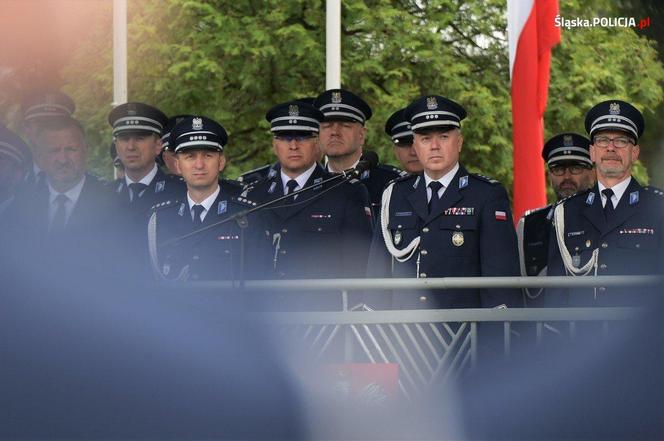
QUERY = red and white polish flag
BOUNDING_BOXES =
[508,0,561,223]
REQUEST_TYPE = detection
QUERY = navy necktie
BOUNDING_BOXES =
[602,188,615,220]
[50,194,69,233]
[286,179,299,201]
[129,183,148,202]
[192,204,205,226]
[428,181,444,215]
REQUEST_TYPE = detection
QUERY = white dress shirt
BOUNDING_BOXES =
[125,164,158,201]
[280,163,317,195]
[598,176,631,209]
[48,175,86,228]
[423,162,459,202]
[187,185,220,223]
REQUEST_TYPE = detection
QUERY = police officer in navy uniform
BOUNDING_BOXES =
[148,116,271,282]
[367,95,521,309]
[384,108,423,175]
[243,100,373,308]
[314,89,403,214]
[20,89,76,188]
[238,98,316,185]
[109,102,184,219]
[517,133,595,306]
[547,100,664,306]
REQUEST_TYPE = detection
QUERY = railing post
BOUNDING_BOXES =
[470,322,478,369]
[342,289,353,362]
[504,321,511,358]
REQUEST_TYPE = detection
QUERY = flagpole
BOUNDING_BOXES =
[326,0,341,89]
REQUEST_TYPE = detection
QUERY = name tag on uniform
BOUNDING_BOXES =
[311,213,332,219]
[567,230,585,237]
[395,211,412,217]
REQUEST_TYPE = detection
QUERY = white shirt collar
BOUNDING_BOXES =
[281,163,317,194]
[187,185,220,222]
[48,175,86,206]
[598,176,631,208]
[325,156,361,173]
[424,162,459,190]
[125,164,158,186]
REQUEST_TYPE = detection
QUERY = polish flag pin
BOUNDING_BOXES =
[495,210,507,221]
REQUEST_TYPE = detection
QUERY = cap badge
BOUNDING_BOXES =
[192,117,203,130]
[426,96,438,110]
[609,102,621,115]
[288,105,299,117]
[127,103,137,116]
[331,91,342,104]
[564,135,573,146]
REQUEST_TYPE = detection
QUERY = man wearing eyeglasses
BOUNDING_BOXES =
[547,100,664,306]
[243,100,373,309]
[517,133,595,306]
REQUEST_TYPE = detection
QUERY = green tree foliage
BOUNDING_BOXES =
[7,0,662,199]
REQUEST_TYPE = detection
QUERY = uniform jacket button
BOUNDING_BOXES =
[601,242,608,248]
[282,229,288,233]
[422,227,430,233]
[600,263,607,270]
[419,295,427,303]
[420,249,428,255]
[598,286,606,292]
[419,272,427,278]
[280,250,287,254]
[192,255,199,260]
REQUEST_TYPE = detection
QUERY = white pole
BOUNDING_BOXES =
[113,0,128,107]
[326,0,341,90]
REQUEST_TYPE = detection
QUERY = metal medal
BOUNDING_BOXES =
[394,230,402,246]
[452,231,464,247]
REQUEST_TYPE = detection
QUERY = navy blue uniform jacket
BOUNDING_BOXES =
[246,163,373,280]
[367,164,521,309]
[150,181,272,282]
[547,179,664,306]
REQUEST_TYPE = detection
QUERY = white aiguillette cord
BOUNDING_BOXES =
[380,182,420,264]
[553,203,599,277]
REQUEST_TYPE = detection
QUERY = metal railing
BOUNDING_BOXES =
[178,275,660,399]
